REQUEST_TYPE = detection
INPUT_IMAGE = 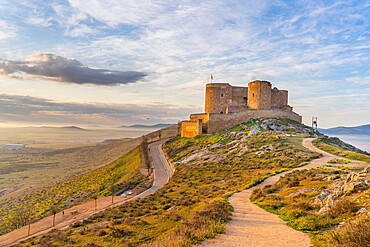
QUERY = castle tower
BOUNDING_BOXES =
[247,80,272,110]
[205,83,232,114]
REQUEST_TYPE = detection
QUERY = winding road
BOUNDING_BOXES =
[0,139,172,247]
[197,138,367,247]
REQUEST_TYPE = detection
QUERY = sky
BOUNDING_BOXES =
[0,0,369,128]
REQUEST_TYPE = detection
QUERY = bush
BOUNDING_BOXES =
[328,199,357,218]
[288,215,336,231]
[251,188,263,200]
[331,215,370,247]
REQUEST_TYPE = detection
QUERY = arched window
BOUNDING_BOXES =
[220,111,223,114]
[252,93,255,97]
[221,93,224,97]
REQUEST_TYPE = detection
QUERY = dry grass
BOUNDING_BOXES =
[331,215,370,247]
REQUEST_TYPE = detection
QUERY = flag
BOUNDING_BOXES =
[211,74,213,80]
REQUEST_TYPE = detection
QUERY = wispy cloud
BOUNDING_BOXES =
[0,53,147,86]
[0,94,200,126]
[0,20,17,40]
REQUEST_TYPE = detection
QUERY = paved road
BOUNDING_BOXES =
[0,139,172,247]
[119,139,173,203]
[197,138,367,247]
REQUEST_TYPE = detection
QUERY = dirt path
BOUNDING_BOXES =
[0,139,172,247]
[198,138,367,247]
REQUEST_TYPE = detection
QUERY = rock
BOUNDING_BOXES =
[350,182,368,191]
[285,188,319,197]
[237,147,249,156]
[255,151,265,156]
[226,140,240,148]
[181,150,209,164]
[346,173,358,183]
[317,194,337,215]
[209,143,223,150]
[361,165,370,174]
[337,181,368,196]
[313,191,331,206]
[261,145,275,151]
[235,132,248,138]
[326,174,341,181]
[356,207,368,215]
[240,136,250,142]
[249,124,261,137]
[228,132,236,138]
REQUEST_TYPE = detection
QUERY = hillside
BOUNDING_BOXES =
[319,124,370,136]
[17,118,321,247]
[0,147,147,236]
[313,137,370,159]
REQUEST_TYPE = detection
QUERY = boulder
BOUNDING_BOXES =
[249,124,261,137]
[313,191,331,206]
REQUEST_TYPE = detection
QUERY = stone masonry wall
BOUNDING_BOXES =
[181,119,202,138]
[205,83,232,114]
[247,81,272,110]
[206,109,302,134]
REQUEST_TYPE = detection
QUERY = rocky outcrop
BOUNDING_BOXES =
[249,124,261,136]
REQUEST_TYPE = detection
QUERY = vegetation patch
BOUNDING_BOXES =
[19,120,321,246]
[313,137,370,163]
[251,166,370,247]
[0,147,144,235]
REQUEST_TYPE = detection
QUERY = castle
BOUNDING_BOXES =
[180,80,302,137]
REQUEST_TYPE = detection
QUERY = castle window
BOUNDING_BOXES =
[221,93,224,97]
[220,111,223,114]
[252,93,255,97]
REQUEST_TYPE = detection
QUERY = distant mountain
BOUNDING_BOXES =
[25,126,87,131]
[119,123,174,129]
[319,124,370,136]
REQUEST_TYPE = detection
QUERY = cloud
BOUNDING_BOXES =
[0,53,147,86]
[0,20,17,40]
[0,94,201,126]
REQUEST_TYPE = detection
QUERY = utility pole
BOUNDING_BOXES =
[312,117,318,137]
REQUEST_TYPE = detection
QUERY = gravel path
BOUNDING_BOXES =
[0,139,172,247]
[197,138,367,247]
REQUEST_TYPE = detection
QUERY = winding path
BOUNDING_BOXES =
[0,139,172,247]
[197,138,367,247]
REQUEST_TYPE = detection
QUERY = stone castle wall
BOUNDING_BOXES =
[205,83,232,114]
[247,80,272,110]
[271,88,288,109]
[181,119,202,138]
[206,109,302,134]
[180,80,302,138]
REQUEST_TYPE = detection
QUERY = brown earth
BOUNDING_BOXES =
[0,139,172,247]
[197,138,367,247]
